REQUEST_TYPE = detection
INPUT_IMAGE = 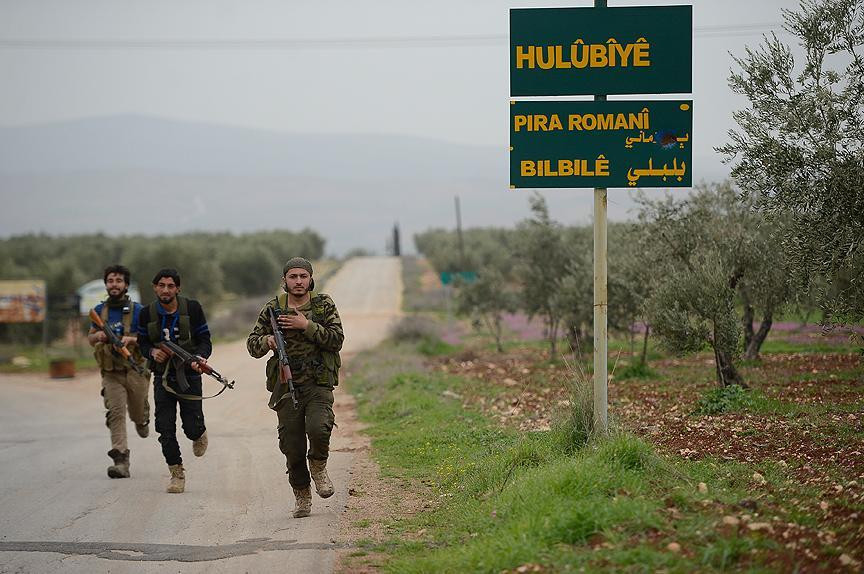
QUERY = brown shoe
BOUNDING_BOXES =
[166,464,185,493]
[292,486,312,518]
[309,459,334,498]
[107,449,130,479]
[192,431,208,457]
[135,422,149,438]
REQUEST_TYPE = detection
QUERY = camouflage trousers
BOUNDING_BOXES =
[101,369,150,452]
[276,384,335,489]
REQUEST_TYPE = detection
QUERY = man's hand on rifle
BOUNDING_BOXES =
[121,335,136,347]
[151,348,170,364]
[190,357,206,374]
[266,335,277,351]
[92,331,108,344]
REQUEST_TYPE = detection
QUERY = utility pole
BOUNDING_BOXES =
[392,223,401,257]
[454,196,466,272]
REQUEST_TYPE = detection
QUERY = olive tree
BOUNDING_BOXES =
[612,222,655,365]
[718,0,864,326]
[455,268,518,352]
[637,182,792,386]
[515,194,571,356]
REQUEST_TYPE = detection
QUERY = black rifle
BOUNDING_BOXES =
[89,308,147,376]
[157,331,235,399]
[269,306,299,409]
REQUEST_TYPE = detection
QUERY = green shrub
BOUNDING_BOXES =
[417,337,457,356]
[694,384,753,415]
[614,361,658,380]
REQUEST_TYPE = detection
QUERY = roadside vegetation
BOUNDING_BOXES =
[341,318,862,573]
[345,6,864,560]
[0,228,332,371]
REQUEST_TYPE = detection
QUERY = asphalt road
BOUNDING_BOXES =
[0,256,403,573]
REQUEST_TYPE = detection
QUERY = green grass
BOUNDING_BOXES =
[759,338,859,354]
[0,344,99,373]
[416,337,459,357]
[614,360,660,380]
[346,342,793,573]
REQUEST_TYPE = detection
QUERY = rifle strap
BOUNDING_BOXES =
[160,377,229,401]
[157,346,231,401]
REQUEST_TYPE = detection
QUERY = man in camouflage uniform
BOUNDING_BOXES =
[87,264,150,479]
[246,257,344,518]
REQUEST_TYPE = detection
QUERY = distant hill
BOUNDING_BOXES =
[0,115,728,254]
[0,114,504,179]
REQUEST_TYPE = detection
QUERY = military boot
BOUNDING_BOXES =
[166,464,185,493]
[292,486,312,518]
[309,459,334,498]
[107,449,130,479]
[192,431,208,457]
[135,421,149,438]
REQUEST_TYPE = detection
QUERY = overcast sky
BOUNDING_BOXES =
[0,0,800,244]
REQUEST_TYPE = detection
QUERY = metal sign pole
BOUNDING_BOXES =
[593,184,608,434]
[593,0,608,434]
[510,0,692,435]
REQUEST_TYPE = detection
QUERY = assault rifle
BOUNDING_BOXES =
[269,306,299,409]
[157,331,235,399]
[89,308,147,376]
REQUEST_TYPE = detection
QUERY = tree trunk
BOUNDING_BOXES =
[640,323,650,365]
[565,322,583,356]
[744,312,773,360]
[492,315,504,353]
[741,300,755,353]
[548,316,559,357]
[713,346,746,388]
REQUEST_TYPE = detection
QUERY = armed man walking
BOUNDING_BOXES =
[246,257,344,518]
[136,268,211,494]
[87,264,150,479]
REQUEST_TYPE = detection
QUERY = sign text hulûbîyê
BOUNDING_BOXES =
[514,39,650,70]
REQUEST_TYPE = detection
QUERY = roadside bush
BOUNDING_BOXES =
[694,384,753,415]
[614,361,658,380]
[417,338,457,356]
[553,359,596,451]
[392,315,439,342]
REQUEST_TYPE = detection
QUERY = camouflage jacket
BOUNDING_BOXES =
[246,293,344,393]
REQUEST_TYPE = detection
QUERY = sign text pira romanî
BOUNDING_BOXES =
[510,5,692,96]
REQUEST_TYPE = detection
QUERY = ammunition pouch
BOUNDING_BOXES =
[93,298,143,372]
[265,355,279,392]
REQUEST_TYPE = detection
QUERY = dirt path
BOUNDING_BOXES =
[0,256,402,573]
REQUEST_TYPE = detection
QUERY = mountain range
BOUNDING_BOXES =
[0,115,728,254]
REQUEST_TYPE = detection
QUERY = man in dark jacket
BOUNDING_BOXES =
[137,268,211,494]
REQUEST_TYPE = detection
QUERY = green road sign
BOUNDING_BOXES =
[440,271,477,286]
[510,5,692,96]
[510,99,692,189]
